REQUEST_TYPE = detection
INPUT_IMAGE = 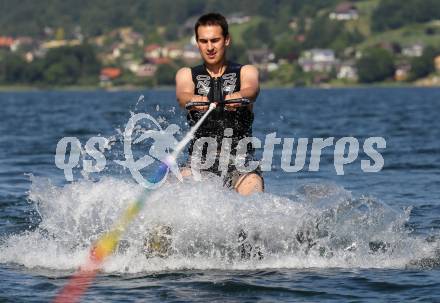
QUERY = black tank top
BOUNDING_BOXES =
[187,62,254,157]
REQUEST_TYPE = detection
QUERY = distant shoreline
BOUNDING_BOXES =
[0,82,438,93]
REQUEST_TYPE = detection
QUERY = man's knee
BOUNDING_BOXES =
[180,167,192,177]
[234,172,264,196]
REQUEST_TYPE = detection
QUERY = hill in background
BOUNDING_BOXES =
[1,0,440,87]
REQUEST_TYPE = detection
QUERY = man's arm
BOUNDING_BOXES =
[176,67,208,108]
[225,64,260,102]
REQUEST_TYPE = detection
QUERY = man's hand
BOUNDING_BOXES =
[192,95,210,111]
[224,65,259,110]
[224,92,244,110]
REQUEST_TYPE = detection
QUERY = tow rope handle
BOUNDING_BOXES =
[185,98,252,110]
[185,77,252,110]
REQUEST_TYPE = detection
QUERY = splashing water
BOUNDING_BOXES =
[1,176,438,273]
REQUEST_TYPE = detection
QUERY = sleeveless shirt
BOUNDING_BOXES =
[187,62,254,157]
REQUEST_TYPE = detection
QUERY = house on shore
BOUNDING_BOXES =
[395,63,411,81]
[100,67,122,87]
[402,43,424,57]
[329,2,359,20]
[337,61,358,81]
[298,49,338,73]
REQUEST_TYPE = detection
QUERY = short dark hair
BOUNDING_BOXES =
[194,13,229,40]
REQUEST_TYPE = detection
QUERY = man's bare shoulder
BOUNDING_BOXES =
[175,67,195,107]
[176,67,192,81]
[241,64,259,75]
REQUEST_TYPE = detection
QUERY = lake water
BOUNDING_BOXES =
[0,88,439,302]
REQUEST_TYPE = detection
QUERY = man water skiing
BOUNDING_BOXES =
[176,12,264,196]
[144,13,264,259]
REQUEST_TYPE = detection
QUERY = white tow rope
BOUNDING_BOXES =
[171,102,217,159]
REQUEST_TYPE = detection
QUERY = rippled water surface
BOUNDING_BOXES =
[1,88,440,302]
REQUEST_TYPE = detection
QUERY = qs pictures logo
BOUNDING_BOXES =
[55,113,386,188]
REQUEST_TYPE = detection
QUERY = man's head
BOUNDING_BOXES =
[194,13,230,66]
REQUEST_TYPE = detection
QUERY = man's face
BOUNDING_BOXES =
[196,25,230,66]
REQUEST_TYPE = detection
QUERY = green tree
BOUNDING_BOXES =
[44,56,80,85]
[228,43,248,64]
[274,37,301,61]
[304,16,363,52]
[23,59,44,83]
[41,44,101,85]
[0,54,28,83]
[409,46,438,80]
[0,46,101,86]
[356,48,395,83]
[305,16,341,49]
[156,64,177,86]
[73,44,102,77]
[242,20,273,48]
[269,63,294,85]
[164,23,179,41]
[372,0,440,32]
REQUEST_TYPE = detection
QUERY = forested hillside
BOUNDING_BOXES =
[1,0,439,87]
[0,0,339,37]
